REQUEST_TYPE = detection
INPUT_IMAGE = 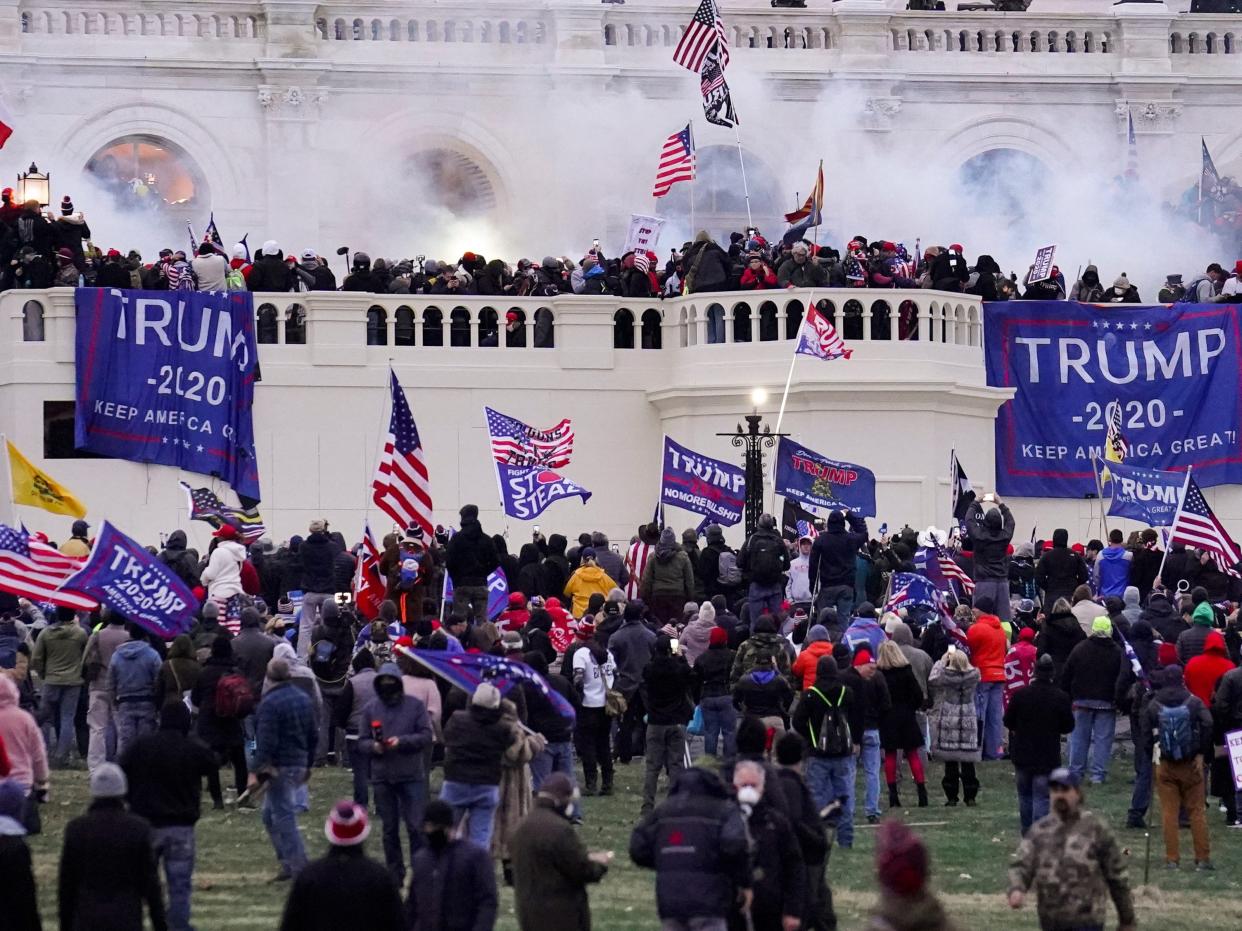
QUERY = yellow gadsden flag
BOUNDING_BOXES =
[6,439,87,518]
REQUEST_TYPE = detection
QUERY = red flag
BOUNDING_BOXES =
[353,521,385,621]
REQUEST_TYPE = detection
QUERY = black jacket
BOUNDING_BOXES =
[774,767,829,867]
[405,837,498,931]
[642,653,694,726]
[808,511,867,590]
[1161,546,1194,593]
[1035,543,1087,608]
[229,627,277,697]
[745,798,806,928]
[192,656,245,750]
[693,644,735,700]
[0,834,39,931]
[280,846,404,931]
[1061,636,1123,703]
[299,531,338,594]
[521,670,575,744]
[442,704,513,785]
[158,530,200,588]
[841,667,891,735]
[1003,679,1074,774]
[1213,666,1242,732]
[733,671,793,720]
[1130,547,1163,601]
[965,501,1014,580]
[1141,597,1185,646]
[120,723,221,826]
[59,800,167,931]
[792,671,856,758]
[247,253,294,292]
[1142,685,1213,758]
[629,768,751,921]
[1035,609,1085,682]
[446,519,500,588]
[682,240,731,293]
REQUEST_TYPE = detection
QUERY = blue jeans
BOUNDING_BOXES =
[747,582,784,626]
[1069,707,1116,784]
[440,781,500,849]
[706,305,725,344]
[860,729,881,817]
[699,695,737,761]
[115,701,156,758]
[373,780,426,884]
[1015,769,1049,836]
[975,682,1005,760]
[530,741,575,792]
[814,585,854,627]
[40,683,81,764]
[261,767,308,876]
[806,754,856,847]
[152,825,196,931]
[1129,729,1152,823]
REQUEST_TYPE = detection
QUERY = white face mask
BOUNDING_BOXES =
[564,802,575,818]
[736,786,761,806]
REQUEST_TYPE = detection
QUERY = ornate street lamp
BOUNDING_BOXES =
[718,388,788,538]
[16,162,50,207]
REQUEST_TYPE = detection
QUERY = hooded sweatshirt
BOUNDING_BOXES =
[641,528,695,603]
[563,564,618,618]
[1092,545,1132,598]
[1185,630,1235,706]
[1177,602,1217,665]
[965,613,1007,683]
[201,539,247,600]
[0,676,47,790]
[680,603,717,666]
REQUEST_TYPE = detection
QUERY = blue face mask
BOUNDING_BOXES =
[400,556,421,586]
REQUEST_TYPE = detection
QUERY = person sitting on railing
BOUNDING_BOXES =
[930,243,970,292]
[192,242,229,293]
[95,249,132,290]
[1068,265,1106,303]
[777,241,827,289]
[739,252,778,290]
[475,259,511,296]
[247,241,294,292]
[1019,264,1066,301]
[867,241,916,290]
[619,251,656,298]
[1100,275,1140,304]
[535,256,568,297]
[683,231,731,294]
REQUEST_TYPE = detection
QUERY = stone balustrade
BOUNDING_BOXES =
[19,3,263,37]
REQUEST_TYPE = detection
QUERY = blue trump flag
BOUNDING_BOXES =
[496,463,591,520]
[397,646,575,722]
[660,436,745,527]
[984,300,1242,497]
[1097,459,1184,526]
[61,521,197,639]
[443,567,509,620]
[74,288,261,501]
[774,436,876,517]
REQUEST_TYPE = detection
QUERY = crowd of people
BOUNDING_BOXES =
[3,492,1240,930]
[7,188,1242,324]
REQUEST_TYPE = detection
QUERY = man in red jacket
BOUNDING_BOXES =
[967,596,1009,760]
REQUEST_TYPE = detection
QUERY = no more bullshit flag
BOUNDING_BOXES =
[659,436,745,528]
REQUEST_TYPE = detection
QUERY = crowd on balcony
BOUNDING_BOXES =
[7,191,1242,324]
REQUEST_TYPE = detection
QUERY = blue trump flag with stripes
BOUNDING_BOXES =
[397,646,575,722]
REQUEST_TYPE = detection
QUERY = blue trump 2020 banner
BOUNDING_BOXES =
[61,521,197,639]
[774,436,876,517]
[660,436,745,527]
[74,288,261,501]
[1098,460,1184,526]
[984,301,1242,497]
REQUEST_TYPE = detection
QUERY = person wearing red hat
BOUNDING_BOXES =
[53,245,80,287]
[1219,259,1242,300]
[840,646,890,823]
[497,591,530,634]
[95,246,132,289]
[278,800,404,931]
[200,524,247,623]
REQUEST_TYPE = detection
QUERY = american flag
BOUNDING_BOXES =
[485,406,574,468]
[795,304,852,362]
[181,482,266,543]
[1106,400,1129,460]
[372,369,434,538]
[699,47,738,128]
[673,0,728,73]
[0,523,96,610]
[652,124,696,199]
[1170,476,1242,578]
[935,540,975,596]
[634,252,652,274]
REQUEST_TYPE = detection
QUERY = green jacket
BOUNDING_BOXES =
[32,621,88,686]
[640,549,695,603]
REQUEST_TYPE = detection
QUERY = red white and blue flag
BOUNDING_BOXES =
[673,0,729,73]
[795,304,852,362]
[485,406,574,468]
[352,521,385,621]
[1170,476,1242,578]
[0,523,95,610]
[496,463,592,521]
[372,369,434,537]
[652,124,696,199]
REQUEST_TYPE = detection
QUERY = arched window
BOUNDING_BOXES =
[85,135,209,215]
[641,309,662,349]
[22,300,44,341]
[956,148,1050,227]
[614,309,635,349]
[404,148,499,217]
[256,304,278,344]
[367,306,387,345]
[657,145,783,236]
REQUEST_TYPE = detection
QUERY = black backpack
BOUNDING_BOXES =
[808,685,851,756]
[749,535,785,585]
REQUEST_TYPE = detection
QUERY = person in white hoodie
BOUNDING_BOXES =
[785,535,814,610]
[200,525,247,616]
[191,242,229,291]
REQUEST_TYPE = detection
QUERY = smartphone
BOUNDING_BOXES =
[593,238,600,248]
[669,638,680,654]
[533,524,541,535]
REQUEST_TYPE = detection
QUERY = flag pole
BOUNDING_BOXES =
[1,433,19,526]
[769,294,810,513]
[733,124,753,230]
[1199,138,1205,226]
[949,447,956,531]
[689,119,697,236]
[1091,452,1110,538]
[1156,466,1194,588]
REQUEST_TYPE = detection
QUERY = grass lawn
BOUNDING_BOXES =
[26,754,1242,930]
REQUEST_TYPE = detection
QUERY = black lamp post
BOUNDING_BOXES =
[718,389,788,538]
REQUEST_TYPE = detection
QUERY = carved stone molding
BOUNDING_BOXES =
[1115,99,1183,133]
[863,96,902,132]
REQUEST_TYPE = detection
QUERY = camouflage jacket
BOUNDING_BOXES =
[1008,809,1135,930]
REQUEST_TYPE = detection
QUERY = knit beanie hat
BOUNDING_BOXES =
[1157,642,1178,668]
[1035,653,1054,681]
[472,682,501,710]
[806,624,830,644]
[90,762,128,799]
[709,627,729,647]
[61,195,74,216]
[852,649,873,667]
[324,800,370,846]
[1163,664,1185,687]
[875,819,929,897]
[1018,627,1036,642]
